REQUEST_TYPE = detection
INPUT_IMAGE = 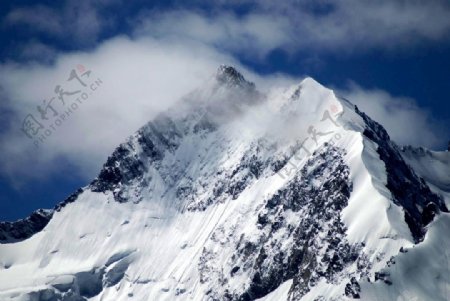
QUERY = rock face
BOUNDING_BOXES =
[90,114,183,203]
[199,145,368,301]
[0,66,449,301]
[0,188,83,243]
[216,65,255,89]
[355,106,447,242]
[0,209,53,243]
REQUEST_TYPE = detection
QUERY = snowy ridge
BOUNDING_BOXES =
[0,66,448,301]
[0,188,83,244]
[0,209,53,244]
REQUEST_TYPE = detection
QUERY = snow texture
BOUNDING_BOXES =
[0,66,448,301]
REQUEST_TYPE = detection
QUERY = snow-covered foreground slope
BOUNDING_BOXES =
[0,66,448,301]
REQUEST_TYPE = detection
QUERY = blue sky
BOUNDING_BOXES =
[0,0,449,221]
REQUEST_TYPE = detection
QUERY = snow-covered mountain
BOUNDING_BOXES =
[0,66,449,301]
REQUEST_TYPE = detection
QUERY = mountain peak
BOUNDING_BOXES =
[216,64,242,79]
[215,65,254,89]
[1,67,449,301]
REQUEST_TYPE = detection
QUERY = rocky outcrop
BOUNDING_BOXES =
[355,105,448,242]
[199,145,369,300]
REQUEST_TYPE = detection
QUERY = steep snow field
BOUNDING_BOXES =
[0,67,448,301]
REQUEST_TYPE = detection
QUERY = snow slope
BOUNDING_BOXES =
[0,66,448,301]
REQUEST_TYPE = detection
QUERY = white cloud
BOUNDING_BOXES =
[133,10,291,58]
[124,2,450,61]
[7,1,450,57]
[0,32,300,185]
[0,36,238,182]
[1,0,449,186]
[338,83,446,149]
[207,0,450,53]
[0,31,445,187]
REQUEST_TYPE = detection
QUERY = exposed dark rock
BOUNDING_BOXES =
[199,145,370,300]
[0,188,83,244]
[345,277,361,299]
[0,209,53,243]
[90,114,183,202]
[216,65,256,90]
[186,140,271,211]
[374,271,392,285]
[230,266,240,276]
[354,106,448,242]
[55,188,84,212]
